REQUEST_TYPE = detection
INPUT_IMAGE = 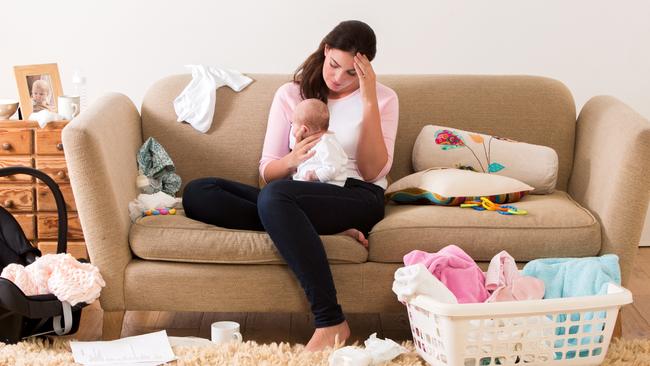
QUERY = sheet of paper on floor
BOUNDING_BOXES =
[70,330,175,365]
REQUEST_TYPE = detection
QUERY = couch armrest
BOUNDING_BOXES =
[569,96,650,284]
[62,93,142,311]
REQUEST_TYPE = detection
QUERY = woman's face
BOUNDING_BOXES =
[322,45,359,98]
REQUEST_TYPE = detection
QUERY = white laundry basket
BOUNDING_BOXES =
[404,283,632,366]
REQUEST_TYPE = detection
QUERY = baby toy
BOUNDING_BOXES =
[460,197,527,215]
[143,208,177,216]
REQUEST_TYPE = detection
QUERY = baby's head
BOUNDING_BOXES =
[31,79,51,104]
[292,98,329,141]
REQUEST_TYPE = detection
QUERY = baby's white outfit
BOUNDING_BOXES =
[293,132,348,186]
[173,65,253,133]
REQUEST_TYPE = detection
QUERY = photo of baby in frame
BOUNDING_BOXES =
[13,63,63,119]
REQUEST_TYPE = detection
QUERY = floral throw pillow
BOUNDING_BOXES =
[412,125,558,194]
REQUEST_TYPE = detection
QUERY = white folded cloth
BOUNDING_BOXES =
[173,64,253,133]
[392,263,458,303]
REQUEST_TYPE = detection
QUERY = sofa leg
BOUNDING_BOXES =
[612,315,622,339]
[102,310,125,340]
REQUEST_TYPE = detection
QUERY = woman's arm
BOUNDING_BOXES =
[263,156,294,183]
[259,83,321,183]
[259,86,291,183]
[263,135,321,182]
[353,53,399,181]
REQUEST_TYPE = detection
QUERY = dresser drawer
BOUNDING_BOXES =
[35,129,65,155]
[0,129,32,155]
[0,186,34,212]
[35,158,69,183]
[38,241,87,260]
[0,157,34,182]
[37,213,83,240]
[15,214,35,240]
[36,184,77,212]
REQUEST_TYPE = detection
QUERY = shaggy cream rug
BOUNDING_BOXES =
[0,337,649,365]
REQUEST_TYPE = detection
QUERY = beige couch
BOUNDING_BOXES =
[62,74,650,339]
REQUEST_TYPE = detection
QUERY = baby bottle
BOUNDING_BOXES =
[72,70,87,112]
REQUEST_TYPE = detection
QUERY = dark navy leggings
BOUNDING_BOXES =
[182,177,385,327]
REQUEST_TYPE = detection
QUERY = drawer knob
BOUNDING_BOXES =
[56,171,66,179]
[56,143,64,151]
[2,143,11,150]
[3,200,13,208]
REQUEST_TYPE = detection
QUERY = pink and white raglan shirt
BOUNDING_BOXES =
[259,81,399,189]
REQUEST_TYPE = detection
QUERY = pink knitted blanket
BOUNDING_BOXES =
[1,253,105,306]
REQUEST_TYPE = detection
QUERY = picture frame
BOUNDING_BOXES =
[13,63,63,119]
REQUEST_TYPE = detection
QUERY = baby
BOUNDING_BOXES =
[291,98,368,247]
[291,98,348,186]
[31,79,53,113]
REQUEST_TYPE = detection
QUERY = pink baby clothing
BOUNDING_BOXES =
[485,250,545,302]
[403,245,489,303]
[259,81,399,188]
[1,253,105,306]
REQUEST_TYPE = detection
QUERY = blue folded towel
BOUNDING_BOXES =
[523,254,621,360]
[522,254,621,299]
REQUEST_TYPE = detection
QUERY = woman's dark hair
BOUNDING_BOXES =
[293,20,376,102]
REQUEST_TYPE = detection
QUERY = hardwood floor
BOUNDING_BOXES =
[66,248,650,344]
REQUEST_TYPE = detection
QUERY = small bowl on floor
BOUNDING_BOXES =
[0,99,19,120]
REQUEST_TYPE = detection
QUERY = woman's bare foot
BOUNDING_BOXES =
[342,229,368,248]
[304,320,351,352]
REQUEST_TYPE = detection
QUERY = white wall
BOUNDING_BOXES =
[2,0,650,245]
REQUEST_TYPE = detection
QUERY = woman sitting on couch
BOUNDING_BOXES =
[182,20,399,351]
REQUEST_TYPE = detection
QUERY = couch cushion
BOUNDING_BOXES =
[129,214,368,264]
[368,191,600,263]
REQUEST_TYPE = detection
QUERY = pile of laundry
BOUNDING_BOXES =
[393,244,621,305]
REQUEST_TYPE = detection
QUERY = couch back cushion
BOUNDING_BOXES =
[141,74,576,191]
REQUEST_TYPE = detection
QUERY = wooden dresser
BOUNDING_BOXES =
[0,120,87,260]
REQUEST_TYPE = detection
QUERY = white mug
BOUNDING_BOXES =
[58,95,80,120]
[211,321,243,344]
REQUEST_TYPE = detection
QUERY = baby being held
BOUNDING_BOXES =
[291,98,348,185]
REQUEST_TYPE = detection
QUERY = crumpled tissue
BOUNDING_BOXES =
[329,333,407,366]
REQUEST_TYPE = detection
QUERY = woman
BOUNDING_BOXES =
[183,20,399,351]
